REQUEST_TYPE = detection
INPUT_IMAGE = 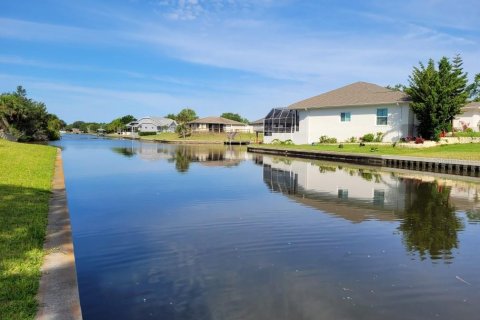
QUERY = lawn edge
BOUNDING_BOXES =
[35,149,82,320]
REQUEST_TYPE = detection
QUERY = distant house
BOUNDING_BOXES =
[453,102,480,132]
[127,116,177,134]
[263,82,414,144]
[188,116,250,133]
[250,118,264,133]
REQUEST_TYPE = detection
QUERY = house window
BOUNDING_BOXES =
[376,108,388,125]
[341,112,351,122]
[338,189,349,199]
[373,189,385,206]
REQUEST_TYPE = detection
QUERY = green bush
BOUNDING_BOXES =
[139,131,157,136]
[361,133,374,142]
[271,139,281,144]
[373,132,384,142]
[282,139,294,145]
[319,135,337,143]
[346,136,357,143]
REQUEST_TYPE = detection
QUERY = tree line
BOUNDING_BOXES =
[0,86,64,141]
[67,109,252,138]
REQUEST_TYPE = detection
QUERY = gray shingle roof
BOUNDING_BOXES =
[150,117,177,127]
[288,82,411,110]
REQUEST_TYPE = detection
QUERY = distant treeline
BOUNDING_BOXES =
[67,109,252,135]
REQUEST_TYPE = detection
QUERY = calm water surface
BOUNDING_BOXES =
[52,134,480,320]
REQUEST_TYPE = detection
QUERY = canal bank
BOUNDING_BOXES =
[36,149,82,320]
[248,146,480,177]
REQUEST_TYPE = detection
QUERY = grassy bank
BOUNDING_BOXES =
[0,139,57,319]
[110,132,263,143]
[253,143,480,161]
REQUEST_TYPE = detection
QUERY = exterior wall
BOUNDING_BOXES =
[252,123,264,132]
[137,118,157,132]
[305,103,411,143]
[225,125,250,133]
[453,109,480,132]
[189,123,250,133]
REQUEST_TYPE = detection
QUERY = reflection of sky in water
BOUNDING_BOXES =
[54,134,480,320]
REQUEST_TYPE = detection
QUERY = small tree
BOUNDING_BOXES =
[165,113,177,120]
[175,108,197,139]
[406,55,470,139]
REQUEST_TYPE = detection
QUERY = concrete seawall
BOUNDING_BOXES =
[36,149,82,320]
[248,146,480,178]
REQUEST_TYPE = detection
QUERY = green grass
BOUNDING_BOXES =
[139,132,263,143]
[451,131,480,137]
[255,143,480,161]
[0,139,57,320]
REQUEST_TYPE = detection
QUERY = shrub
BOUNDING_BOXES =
[282,139,294,145]
[138,131,157,136]
[466,128,474,133]
[319,135,337,143]
[361,133,374,142]
[271,139,281,145]
[373,132,384,142]
[415,137,425,144]
[338,144,344,148]
[346,136,357,143]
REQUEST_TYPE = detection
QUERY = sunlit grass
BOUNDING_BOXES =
[0,139,57,319]
[254,143,480,161]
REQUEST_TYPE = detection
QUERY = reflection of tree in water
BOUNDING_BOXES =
[169,149,191,173]
[111,147,135,158]
[399,180,463,261]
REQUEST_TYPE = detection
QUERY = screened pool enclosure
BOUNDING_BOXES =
[264,108,300,136]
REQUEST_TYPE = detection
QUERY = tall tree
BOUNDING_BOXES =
[469,73,480,102]
[406,55,470,139]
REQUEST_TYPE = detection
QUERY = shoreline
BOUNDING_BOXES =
[36,149,82,320]
[248,146,480,177]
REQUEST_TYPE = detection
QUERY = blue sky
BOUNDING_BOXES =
[0,0,479,123]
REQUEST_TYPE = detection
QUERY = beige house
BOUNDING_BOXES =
[188,116,250,133]
[453,102,480,132]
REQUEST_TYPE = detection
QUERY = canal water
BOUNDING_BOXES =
[52,134,480,320]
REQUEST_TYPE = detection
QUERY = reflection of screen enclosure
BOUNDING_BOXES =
[264,108,300,136]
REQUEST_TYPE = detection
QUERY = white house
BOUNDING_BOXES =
[250,118,264,133]
[263,82,414,144]
[127,116,177,134]
[453,102,480,132]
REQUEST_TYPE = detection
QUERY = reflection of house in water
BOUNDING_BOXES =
[263,157,408,222]
[112,142,251,170]
[262,155,480,261]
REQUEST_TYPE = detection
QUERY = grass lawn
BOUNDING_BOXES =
[452,132,480,137]
[139,132,263,143]
[0,139,57,319]
[254,143,480,161]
